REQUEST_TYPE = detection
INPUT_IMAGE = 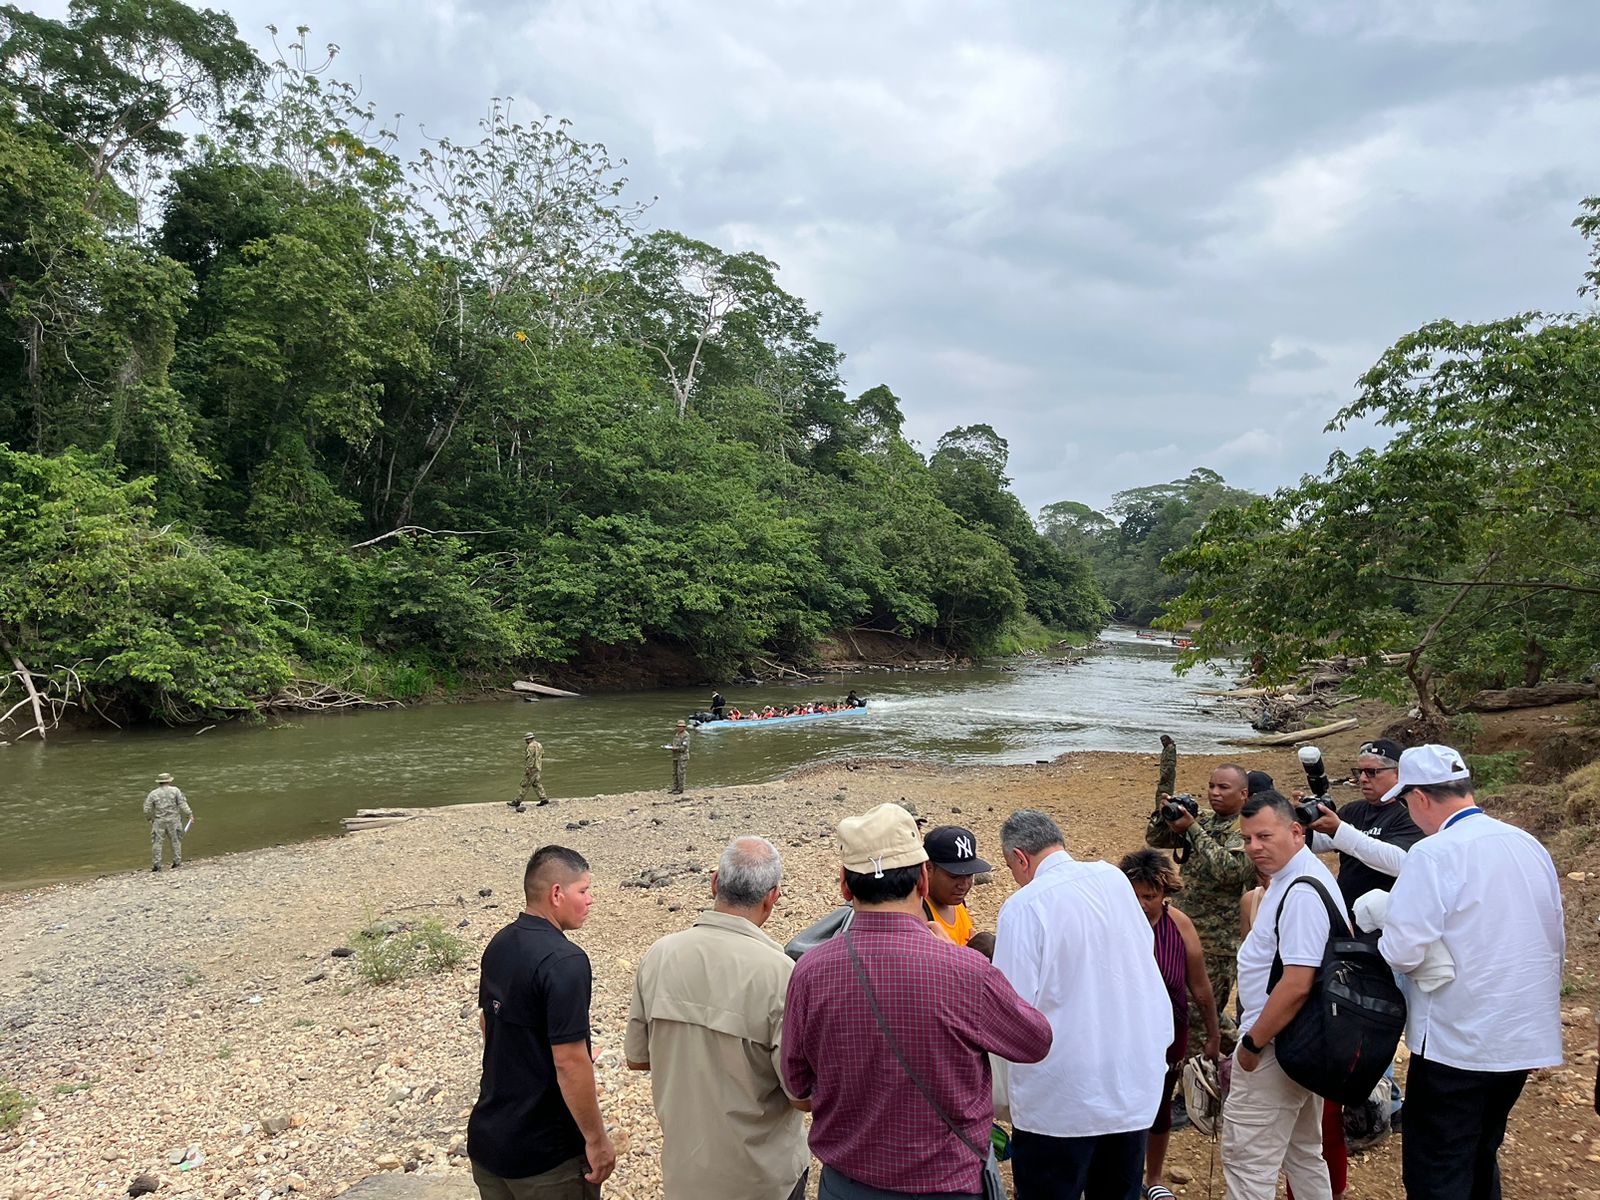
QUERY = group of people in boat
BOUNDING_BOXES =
[701,689,865,724]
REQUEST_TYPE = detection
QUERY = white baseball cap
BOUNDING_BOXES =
[1381,743,1471,802]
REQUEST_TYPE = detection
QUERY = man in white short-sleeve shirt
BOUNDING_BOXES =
[1379,744,1564,1200]
[1222,790,1343,1200]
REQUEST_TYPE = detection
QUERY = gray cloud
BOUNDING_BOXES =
[51,0,1600,510]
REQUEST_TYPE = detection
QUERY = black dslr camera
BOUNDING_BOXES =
[1293,746,1335,826]
[1161,793,1200,823]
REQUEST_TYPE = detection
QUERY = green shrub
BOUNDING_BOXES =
[350,916,470,986]
[1466,751,1523,796]
[0,1082,35,1133]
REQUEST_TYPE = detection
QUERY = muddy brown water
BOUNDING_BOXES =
[0,628,1246,889]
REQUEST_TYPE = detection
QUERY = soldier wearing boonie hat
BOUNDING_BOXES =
[143,772,193,871]
[511,731,549,810]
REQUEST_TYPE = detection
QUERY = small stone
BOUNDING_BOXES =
[285,1173,308,1192]
[566,822,581,830]
[128,1174,161,1196]
[303,971,326,984]
[375,1153,401,1170]
[102,1148,123,1161]
[262,1114,291,1135]
[1168,1165,1192,1184]
[167,1145,188,1164]
[478,887,493,897]
[329,947,353,958]
[386,1085,412,1105]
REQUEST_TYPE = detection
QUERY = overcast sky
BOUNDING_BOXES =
[84,1,1600,510]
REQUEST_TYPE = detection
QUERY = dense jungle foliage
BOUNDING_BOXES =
[0,2,1108,726]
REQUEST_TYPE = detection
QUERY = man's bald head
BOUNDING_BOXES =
[1208,763,1250,817]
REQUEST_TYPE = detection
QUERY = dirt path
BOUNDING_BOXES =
[1,737,1597,1199]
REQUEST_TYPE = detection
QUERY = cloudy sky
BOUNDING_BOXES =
[95,1,1600,509]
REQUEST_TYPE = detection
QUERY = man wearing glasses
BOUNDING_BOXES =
[1304,738,1424,927]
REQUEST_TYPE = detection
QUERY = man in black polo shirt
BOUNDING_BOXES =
[469,845,615,1199]
[1306,738,1425,924]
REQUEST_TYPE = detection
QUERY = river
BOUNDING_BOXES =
[0,627,1244,890]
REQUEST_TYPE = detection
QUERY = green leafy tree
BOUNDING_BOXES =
[1167,202,1600,714]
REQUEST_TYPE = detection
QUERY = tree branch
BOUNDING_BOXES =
[350,526,503,550]
[1381,574,1600,597]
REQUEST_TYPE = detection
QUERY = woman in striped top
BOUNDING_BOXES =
[1122,849,1221,1200]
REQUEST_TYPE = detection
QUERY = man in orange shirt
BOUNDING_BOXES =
[923,825,990,947]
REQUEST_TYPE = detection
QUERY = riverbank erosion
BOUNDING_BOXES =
[3,741,1600,1199]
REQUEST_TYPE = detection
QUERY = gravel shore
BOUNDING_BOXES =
[1,747,1596,1200]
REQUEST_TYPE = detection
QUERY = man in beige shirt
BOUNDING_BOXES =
[626,836,808,1200]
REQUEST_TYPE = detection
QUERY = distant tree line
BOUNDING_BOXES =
[1038,469,1257,627]
[0,2,1107,727]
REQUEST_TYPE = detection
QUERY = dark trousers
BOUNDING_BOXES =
[818,1165,979,1198]
[1012,1128,1147,1200]
[1402,1054,1529,1200]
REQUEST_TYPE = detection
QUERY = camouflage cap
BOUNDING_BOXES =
[155,772,174,784]
[523,732,537,740]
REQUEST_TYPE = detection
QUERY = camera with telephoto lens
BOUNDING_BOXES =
[1161,793,1200,823]
[1293,746,1334,826]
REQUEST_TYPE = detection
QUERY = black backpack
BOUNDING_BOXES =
[1268,876,1407,1106]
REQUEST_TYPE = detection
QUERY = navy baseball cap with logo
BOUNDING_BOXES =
[923,825,992,875]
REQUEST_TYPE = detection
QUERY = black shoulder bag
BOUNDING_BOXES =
[1267,876,1406,1106]
[843,929,1003,1200]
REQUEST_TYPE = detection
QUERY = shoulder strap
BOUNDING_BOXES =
[1267,875,1350,991]
[842,929,987,1165]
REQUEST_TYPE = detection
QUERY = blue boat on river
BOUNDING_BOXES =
[692,705,869,730]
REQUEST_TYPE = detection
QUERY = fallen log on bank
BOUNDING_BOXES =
[1229,717,1360,747]
[342,809,419,832]
[512,680,582,698]
[1465,682,1599,712]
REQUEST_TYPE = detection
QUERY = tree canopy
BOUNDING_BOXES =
[1165,210,1600,714]
[0,10,1106,728]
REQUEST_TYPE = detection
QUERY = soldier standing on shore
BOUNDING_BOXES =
[144,772,193,872]
[669,721,690,795]
[511,732,550,811]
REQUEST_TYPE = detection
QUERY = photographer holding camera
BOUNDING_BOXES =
[1146,764,1258,1052]
[1296,739,1423,926]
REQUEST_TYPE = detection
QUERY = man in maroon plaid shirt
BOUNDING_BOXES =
[783,804,1053,1199]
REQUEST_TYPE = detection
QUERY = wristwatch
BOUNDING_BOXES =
[1240,1032,1264,1055]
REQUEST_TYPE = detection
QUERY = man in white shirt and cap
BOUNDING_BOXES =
[1379,744,1565,1200]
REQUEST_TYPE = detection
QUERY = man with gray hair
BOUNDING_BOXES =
[994,808,1172,1199]
[626,836,808,1200]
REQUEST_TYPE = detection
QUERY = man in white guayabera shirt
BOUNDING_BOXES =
[1223,789,1342,1200]
[1379,744,1564,1200]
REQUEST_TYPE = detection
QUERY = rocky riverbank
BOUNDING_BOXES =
[1,740,1598,1200]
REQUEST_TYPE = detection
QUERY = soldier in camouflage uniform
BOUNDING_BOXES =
[1145,762,1256,1052]
[509,732,550,810]
[144,772,193,872]
[668,720,690,794]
